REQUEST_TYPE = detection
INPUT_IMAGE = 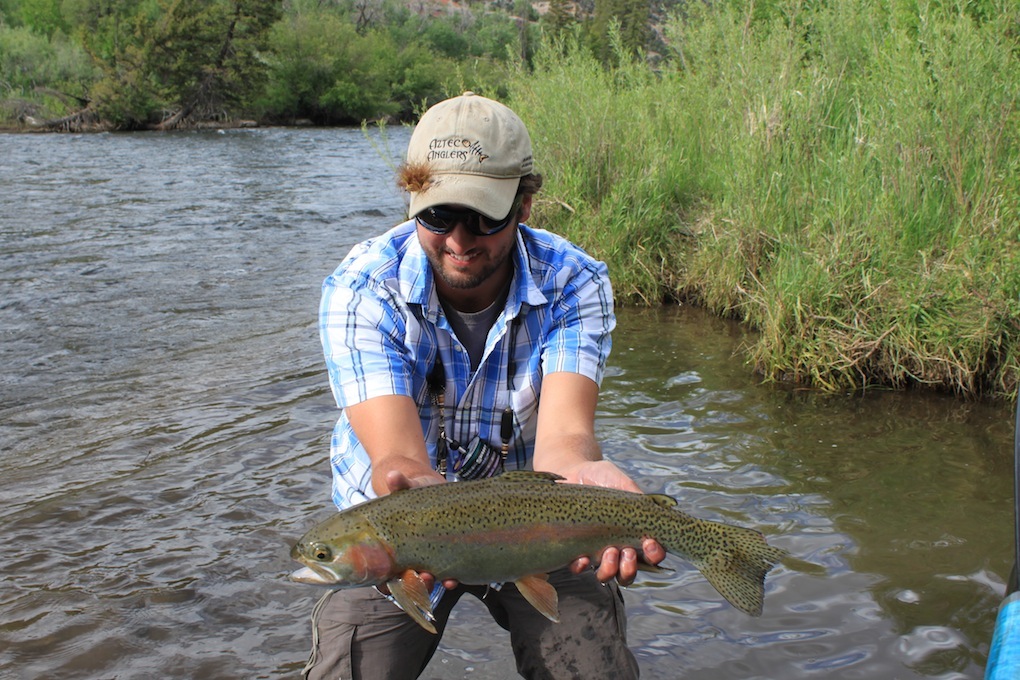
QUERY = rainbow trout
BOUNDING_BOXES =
[290,471,786,632]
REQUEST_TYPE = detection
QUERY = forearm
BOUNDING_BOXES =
[532,431,602,472]
[531,372,643,493]
[532,375,663,582]
[344,394,444,497]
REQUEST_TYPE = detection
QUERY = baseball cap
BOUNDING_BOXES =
[406,92,533,221]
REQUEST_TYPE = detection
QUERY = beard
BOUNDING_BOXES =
[422,238,515,291]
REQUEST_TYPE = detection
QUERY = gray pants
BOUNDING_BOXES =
[301,568,639,680]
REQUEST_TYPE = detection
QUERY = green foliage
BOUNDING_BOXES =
[1,0,526,127]
[258,9,464,124]
[0,23,98,122]
[589,0,651,63]
[0,23,91,90]
[422,17,471,58]
[70,0,283,128]
[510,31,700,302]
[145,0,281,124]
[544,0,575,38]
[13,0,68,35]
[508,0,1020,396]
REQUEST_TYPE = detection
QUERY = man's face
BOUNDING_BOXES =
[417,195,532,297]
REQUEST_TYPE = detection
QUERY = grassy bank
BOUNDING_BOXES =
[507,1,1020,398]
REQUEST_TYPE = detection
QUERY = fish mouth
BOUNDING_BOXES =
[289,561,342,585]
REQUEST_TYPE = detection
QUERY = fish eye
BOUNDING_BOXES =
[310,543,332,562]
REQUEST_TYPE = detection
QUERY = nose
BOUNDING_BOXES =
[444,219,479,249]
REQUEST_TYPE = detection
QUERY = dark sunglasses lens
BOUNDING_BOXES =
[476,211,515,235]
[417,198,520,236]
[418,207,463,234]
[476,199,521,235]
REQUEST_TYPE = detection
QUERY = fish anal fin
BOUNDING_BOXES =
[514,573,560,623]
[636,560,674,575]
[387,570,437,634]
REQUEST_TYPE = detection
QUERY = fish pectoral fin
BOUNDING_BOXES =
[514,574,560,623]
[387,570,438,634]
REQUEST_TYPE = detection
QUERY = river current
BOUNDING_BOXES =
[0,127,1014,679]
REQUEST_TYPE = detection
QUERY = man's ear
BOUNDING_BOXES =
[517,194,533,222]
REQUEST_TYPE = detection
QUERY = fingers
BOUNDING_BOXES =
[592,547,636,586]
[569,556,592,574]
[593,547,616,583]
[591,541,665,586]
[643,538,667,565]
[419,572,460,591]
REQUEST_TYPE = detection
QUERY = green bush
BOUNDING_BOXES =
[0,24,97,122]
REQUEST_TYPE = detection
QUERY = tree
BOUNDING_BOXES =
[589,0,650,63]
[13,0,69,35]
[546,0,576,39]
[145,0,281,129]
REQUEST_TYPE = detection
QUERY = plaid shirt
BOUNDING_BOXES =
[319,220,615,510]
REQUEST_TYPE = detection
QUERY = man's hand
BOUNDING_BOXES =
[559,458,642,492]
[382,470,459,591]
[560,459,668,586]
[384,469,445,494]
[531,375,668,586]
[568,540,667,586]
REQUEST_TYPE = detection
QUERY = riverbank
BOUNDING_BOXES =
[0,116,264,134]
[508,2,1020,399]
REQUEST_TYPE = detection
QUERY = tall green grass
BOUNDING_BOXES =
[508,0,1020,397]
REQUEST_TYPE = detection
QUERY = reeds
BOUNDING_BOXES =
[509,0,1020,397]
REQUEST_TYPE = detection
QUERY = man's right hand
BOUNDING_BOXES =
[381,469,458,591]
[384,469,445,494]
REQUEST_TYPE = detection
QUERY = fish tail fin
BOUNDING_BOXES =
[664,518,786,616]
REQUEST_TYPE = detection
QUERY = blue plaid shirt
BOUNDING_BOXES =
[319,220,615,511]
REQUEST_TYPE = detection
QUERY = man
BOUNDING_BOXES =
[304,92,664,680]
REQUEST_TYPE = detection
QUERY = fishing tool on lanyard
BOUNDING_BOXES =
[428,322,517,480]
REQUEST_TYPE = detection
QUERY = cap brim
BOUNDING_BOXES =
[408,174,520,221]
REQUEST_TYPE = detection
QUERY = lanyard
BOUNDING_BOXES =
[428,321,517,477]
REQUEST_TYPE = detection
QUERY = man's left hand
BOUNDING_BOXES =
[559,459,668,586]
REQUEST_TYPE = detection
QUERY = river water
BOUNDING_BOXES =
[0,127,1015,679]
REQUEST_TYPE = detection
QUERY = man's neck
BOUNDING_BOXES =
[437,263,513,313]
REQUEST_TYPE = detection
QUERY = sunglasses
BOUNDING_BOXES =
[415,196,522,237]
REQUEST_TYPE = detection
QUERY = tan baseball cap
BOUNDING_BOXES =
[406,92,533,221]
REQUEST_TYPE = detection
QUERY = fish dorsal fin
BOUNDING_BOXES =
[514,573,560,623]
[387,570,437,634]
[498,470,565,483]
[648,493,677,508]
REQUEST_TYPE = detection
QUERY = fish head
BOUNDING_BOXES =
[289,516,396,587]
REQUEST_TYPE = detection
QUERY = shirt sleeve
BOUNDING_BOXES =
[542,255,615,384]
[319,271,415,408]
